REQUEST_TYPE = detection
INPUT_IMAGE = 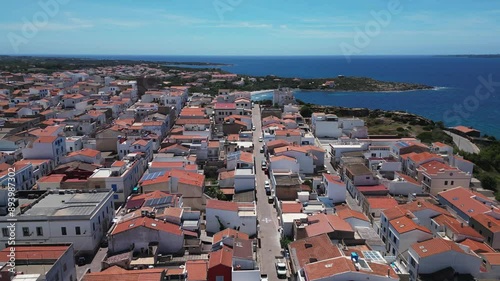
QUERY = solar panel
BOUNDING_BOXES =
[362,251,385,263]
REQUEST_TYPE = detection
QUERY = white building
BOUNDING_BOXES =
[0,190,114,256]
[87,157,147,205]
[272,87,295,106]
[407,238,481,281]
[234,169,255,193]
[108,216,184,255]
[311,113,342,138]
[387,216,433,256]
[322,173,345,203]
[206,200,257,237]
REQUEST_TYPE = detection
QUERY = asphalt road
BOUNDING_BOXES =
[252,105,287,281]
[445,131,480,154]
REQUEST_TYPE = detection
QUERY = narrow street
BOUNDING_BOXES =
[76,247,107,281]
[252,105,285,281]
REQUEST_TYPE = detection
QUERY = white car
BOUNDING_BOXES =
[276,262,287,278]
[252,126,256,131]
[260,274,268,281]
[258,137,263,142]
[264,180,270,188]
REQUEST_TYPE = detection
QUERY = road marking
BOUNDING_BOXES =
[262,218,271,223]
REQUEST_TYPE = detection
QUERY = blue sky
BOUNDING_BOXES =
[1,0,499,55]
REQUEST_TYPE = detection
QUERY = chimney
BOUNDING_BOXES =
[488,221,492,228]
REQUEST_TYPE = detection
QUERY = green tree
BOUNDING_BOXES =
[480,174,498,191]
[300,105,313,118]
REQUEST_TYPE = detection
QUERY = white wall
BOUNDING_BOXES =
[206,208,257,236]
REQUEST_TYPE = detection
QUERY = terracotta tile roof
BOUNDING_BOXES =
[336,208,369,222]
[275,129,301,137]
[411,238,470,258]
[239,151,253,163]
[417,160,459,175]
[0,245,69,262]
[454,126,479,134]
[323,173,342,184]
[481,253,500,266]
[111,216,182,236]
[35,136,58,143]
[206,200,238,212]
[185,260,208,281]
[366,196,398,209]
[208,141,220,148]
[30,125,61,136]
[304,256,398,281]
[471,213,500,232]
[305,213,353,237]
[289,233,342,273]
[176,118,211,125]
[111,161,126,167]
[405,152,441,164]
[438,187,494,217]
[219,170,235,180]
[270,155,296,162]
[208,246,233,269]
[160,144,189,153]
[394,173,419,185]
[37,174,66,183]
[459,238,495,254]
[68,148,100,158]
[356,184,388,193]
[132,139,149,146]
[442,217,483,240]
[214,103,236,110]
[433,142,449,148]
[390,216,431,234]
[281,201,303,213]
[82,266,164,281]
[213,228,249,243]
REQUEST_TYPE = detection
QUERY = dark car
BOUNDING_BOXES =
[100,236,108,248]
[77,257,86,266]
[265,187,271,195]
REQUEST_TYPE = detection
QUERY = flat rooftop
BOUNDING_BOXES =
[18,192,110,217]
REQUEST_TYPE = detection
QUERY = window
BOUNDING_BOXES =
[63,263,67,272]
[392,248,395,255]
[487,237,491,243]
[2,228,8,237]
[444,181,448,185]
[111,184,117,191]
[216,277,224,281]
[113,194,119,200]
[93,223,95,231]
[451,181,454,185]
[22,227,30,237]
[393,236,397,243]
[36,227,43,236]
[410,256,416,267]
[75,227,81,235]
[61,227,67,236]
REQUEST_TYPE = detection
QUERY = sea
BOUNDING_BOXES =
[50,55,500,137]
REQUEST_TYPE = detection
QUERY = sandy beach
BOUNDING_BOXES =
[250,89,274,95]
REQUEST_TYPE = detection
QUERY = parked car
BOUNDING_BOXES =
[260,274,269,281]
[275,261,287,278]
[258,137,263,142]
[252,126,256,131]
[264,180,270,188]
[259,146,264,153]
[265,187,271,195]
[100,236,108,248]
[268,196,274,204]
[261,161,267,170]
[77,257,86,266]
